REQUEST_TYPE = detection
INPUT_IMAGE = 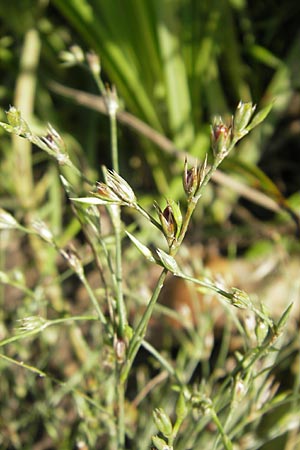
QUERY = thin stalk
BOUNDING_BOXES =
[117,374,126,448]
[108,111,127,338]
[121,268,168,384]
[211,407,233,450]
[173,163,216,252]
[173,196,198,252]
[96,74,127,447]
[91,66,106,98]
[0,315,97,348]
[80,274,107,325]
[110,109,119,173]
[92,62,127,337]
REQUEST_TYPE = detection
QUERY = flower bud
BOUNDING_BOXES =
[233,101,256,135]
[201,397,213,415]
[183,156,208,198]
[59,50,78,66]
[60,45,84,67]
[162,205,176,237]
[255,319,269,345]
[104,85,119,117]
[0,208,19,229]
[155,202,180,246]
[153,408,173,438]
[191,395,213,416]
[6,106,31,135]
[152,435,171,450]
[60,247,84,280]
[41,124,69,165]
[69,45,85,63]
[31,219,54,244]
[230,288,251,309]
[104,168,137,205]
[183,159,200,198]
[17,316,48,333]
[211,117,232,161]
[86,51,101,76]
[234,377,247,401]
[114,337,126,364]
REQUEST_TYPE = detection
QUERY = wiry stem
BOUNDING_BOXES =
[121,268,168,384]
[91,64,127,447]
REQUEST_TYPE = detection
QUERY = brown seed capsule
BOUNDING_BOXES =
[161,205,177,244]
[211,118,232,160]
[183,158,201,197]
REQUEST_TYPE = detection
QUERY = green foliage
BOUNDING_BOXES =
[1,95,300,450]
[1,2,300,449]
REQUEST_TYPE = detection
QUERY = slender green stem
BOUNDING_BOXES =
[91,65,127,447]
[80,274,107,325]
[109,112,127,338]
[211,408,233,450]
[91,66,106,98]
[117,373,126,448]
[93,67,127,337]
[110,111,119,173]
[0,315,97,348]
[173,164,216,252]
[114,215,127,338]
[173,196,198,252]
[121,268,168,384]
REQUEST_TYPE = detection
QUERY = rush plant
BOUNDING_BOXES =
[0,54,298,450]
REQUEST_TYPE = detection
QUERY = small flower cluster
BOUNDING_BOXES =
[0,106,70,166]
[41,124,69,165]
[6,106,31,136]
[60,44,85,67]
[211,117,232,163]
[95,168,137,206]
[183,155,208,200]
[210,101,257,165]
[60,46,119,117]
[152,392,187,450]
[31,219,54,244]
[60,247,84,280]
[154,200,182,248]
[103,84,119,117]
[0,208,19,230]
